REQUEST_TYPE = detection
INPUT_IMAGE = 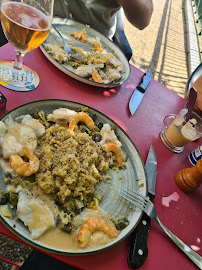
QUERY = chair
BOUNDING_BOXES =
[112,8,133,61]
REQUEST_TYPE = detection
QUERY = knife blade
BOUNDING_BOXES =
[128,145,157,269]
[129,72,153,115]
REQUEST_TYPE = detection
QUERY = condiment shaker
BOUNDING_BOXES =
[174,156,202,192]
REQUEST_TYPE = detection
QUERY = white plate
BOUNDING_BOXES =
[40,18,130,88]
[0,99,147,255]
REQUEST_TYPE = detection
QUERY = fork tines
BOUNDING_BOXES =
[120,187,148,211]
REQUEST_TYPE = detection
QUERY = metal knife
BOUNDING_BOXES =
[129,72,153,115]
[128,145,157,269]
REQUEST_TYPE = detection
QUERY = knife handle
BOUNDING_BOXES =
[128,213,151,269]
[139,72,153,92]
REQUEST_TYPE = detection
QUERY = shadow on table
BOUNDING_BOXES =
[20,250,78,270]
[130,0,188,96]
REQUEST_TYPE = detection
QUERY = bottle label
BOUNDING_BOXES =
[188,146,202,165]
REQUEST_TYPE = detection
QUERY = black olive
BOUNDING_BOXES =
[80,125,90,133]
[4,193,10,200]
[0,195,9,205]
[97,123,103,130]
[115,218,129,230]
[92,133,102,142]
[62,223,72,233]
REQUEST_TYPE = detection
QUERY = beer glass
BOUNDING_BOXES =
[0,0,54,90]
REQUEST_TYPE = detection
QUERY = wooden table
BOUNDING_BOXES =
[0,43,201,270]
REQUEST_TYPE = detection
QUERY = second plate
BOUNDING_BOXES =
[40,18,130,88]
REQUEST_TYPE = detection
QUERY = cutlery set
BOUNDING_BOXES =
[122,146,202,269]
[128,71,202,268]
[127,146,156,269]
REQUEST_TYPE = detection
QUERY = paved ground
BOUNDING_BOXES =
[124,0,201,98]
[1,1,202,269]
[0,235,31,270]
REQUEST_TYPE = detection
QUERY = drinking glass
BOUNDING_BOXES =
[0,0,54,90]
[160,106,202,153]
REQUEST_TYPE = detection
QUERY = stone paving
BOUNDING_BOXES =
[124,0,201,98]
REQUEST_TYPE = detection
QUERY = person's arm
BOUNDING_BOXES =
[119,0,153,30]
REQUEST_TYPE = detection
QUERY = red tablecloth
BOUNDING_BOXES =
[0,43,201,270]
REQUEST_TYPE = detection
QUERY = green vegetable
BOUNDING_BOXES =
[115,218,129,230]
[0,205,13,219]
[8,193,18,208]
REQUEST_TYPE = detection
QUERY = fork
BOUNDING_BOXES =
[51,25,83,60]
[120,187,202,269]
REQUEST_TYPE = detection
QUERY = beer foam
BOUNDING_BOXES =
[2,2,50,31]
[19,13,41,29]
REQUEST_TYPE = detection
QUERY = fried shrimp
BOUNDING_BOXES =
[77,218,118,247]
[68,112,95,132]
[91,70,103,83]
[102,143,123,167]
[70,29,87,42]
[10,146,40,176]
[93,40,103,52]
[88,38,103,52]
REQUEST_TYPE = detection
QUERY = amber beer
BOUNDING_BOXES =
[1,2,51,53]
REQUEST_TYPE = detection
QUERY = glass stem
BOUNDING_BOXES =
[13,50,25,70]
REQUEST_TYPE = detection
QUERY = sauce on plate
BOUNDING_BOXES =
[38,208,118,250]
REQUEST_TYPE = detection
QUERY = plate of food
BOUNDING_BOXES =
[0,99,147,255]
[40,18,130,88]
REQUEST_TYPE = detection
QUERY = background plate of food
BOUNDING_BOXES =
[0,99,146,255]
[40,18,130,88]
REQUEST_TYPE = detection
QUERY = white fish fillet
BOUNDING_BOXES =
[15,115,45,137]
[98,124,122,147]
[47,108,77,123]
[17,191,32,227]
[1,134,24,159]
[17,191,55,240]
